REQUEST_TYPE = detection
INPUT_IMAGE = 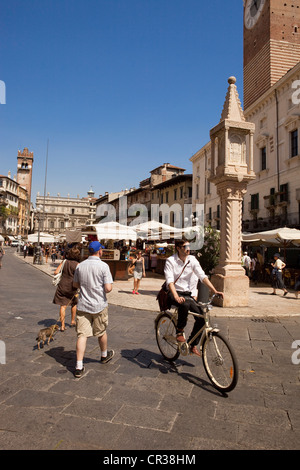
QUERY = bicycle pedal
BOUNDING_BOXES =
[178,342,189,356]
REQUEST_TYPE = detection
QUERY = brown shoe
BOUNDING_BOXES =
[190,346,201,357]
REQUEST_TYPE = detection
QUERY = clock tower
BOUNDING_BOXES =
[243,0,300,110]
[17,147,34,204]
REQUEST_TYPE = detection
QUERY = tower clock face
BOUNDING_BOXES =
[244,0,266,30]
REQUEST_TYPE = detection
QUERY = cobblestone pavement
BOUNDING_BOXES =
[0,248,299,452]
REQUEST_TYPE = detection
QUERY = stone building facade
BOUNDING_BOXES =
[243,62,300,231]
[151,174,193,227]
[95,163,186,225]
[191,1,300,233]
[18,185,30,237]
[35,189,96,236]
[0,173,19,238]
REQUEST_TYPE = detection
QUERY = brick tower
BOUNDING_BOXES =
[243,0,300,110]
[17,148,34,204]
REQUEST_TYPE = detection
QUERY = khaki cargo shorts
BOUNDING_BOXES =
[76,308,108,338]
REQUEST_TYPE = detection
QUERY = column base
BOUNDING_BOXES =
[211,273,250,307]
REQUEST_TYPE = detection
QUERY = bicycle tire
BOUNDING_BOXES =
[155,313,180,362]
[202,331,238,393]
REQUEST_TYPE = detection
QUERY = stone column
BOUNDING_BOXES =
[209,77,256,307]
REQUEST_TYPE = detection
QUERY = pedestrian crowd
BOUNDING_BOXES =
[242,250,300,298]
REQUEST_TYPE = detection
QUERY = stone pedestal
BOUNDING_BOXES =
[211,180,250,307]
[209,77,256,307]
[211,273,249,307]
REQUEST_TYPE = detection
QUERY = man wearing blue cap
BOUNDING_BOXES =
[73,241,114,377]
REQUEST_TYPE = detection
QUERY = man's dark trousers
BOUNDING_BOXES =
[168,291,204,347]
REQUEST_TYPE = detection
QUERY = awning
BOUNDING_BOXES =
[133,220,183,240]
[27,232,55,243]
[92,221,137,241]
[242,227,300,246]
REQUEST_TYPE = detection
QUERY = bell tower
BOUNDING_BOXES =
[243,0,300,110]
[17,148,34,204]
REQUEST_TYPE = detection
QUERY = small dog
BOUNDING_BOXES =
[36,324,59,350]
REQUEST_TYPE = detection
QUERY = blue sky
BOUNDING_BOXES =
[0,0,244,202]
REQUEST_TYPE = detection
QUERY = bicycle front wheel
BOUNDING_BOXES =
[155,313,180,362]
[202,332,238,393]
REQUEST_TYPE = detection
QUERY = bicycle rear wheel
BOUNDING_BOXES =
[155,313,180,362]
[202,332,238,393]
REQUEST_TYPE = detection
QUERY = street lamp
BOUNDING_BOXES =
[33,205,43,264]
[184,213,199,226]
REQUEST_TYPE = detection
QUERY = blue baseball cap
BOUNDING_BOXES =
[89,241,105,253]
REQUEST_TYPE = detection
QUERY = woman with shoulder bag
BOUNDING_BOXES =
[53,246,81,330]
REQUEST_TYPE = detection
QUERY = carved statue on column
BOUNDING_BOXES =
[209,77,256,307]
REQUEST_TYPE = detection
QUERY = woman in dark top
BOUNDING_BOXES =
[53,246,81,330]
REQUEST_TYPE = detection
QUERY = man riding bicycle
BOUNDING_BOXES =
[164,239,223,356]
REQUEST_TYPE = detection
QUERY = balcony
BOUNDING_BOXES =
[276,190,289,207]
[248,202,259,215]
[264,195,276,209]
[184,197,192,205]
[264,191,289,209]
[243,212,299,232]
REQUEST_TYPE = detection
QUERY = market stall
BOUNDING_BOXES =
[242,227,300,285]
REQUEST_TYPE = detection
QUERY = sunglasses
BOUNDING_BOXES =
[180,245,190,250]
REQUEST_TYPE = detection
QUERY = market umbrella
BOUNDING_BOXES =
[242,227,300,262]
[27,232,55,243]
[242,227,300,245]
[134,220,183,240]
[92,221,137,241]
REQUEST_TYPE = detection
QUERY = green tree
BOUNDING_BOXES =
[0,206,10,220]
[195,226,220,274]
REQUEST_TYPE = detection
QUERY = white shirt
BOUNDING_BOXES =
[73,256,113,314]
[164,254,207,293]
[242,255,251,268]
[273,259,285,272]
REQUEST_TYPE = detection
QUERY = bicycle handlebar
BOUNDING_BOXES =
[196,293,220,309]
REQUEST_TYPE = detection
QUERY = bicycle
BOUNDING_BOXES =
[155,294,238,393]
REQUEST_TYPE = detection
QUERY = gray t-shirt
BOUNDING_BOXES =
[73,256,113,314]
